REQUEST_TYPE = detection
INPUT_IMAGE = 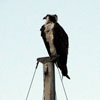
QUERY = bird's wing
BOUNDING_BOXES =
[40,25,51,56]
[53,23,69,76]
[53,23,69,56]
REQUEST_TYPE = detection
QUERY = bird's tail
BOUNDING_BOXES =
[61,65,70,79]
[62,70,70,79]
[56,63,70,79]
[65,74,70,79]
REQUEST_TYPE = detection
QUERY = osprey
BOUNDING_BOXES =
[40,14,70,79]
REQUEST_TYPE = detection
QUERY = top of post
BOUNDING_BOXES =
[37,56,59,64]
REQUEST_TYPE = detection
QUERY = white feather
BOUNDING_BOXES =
[44,22,57,56]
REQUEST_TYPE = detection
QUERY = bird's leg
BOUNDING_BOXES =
[50,54,60,62]
[51,55,56,60]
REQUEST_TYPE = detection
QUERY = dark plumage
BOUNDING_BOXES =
[40,14,70,79]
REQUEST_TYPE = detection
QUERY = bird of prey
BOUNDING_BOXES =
[40,14,70,79]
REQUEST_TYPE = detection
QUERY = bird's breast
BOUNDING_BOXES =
[44,23,57,56]
[44,23,55,42]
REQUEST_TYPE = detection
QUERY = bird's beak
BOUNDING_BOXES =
[43,16,46,19]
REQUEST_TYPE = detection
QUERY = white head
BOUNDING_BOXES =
[43,14,58,24]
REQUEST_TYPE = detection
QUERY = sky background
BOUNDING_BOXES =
[0,0,100,100]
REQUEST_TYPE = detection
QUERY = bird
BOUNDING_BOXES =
[40,14,70,79]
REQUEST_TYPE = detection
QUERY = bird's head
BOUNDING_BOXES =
[43,14,58,24]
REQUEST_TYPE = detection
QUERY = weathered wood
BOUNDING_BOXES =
[37,56,59,64]
[43,62,55,100]
[37,57,57,100]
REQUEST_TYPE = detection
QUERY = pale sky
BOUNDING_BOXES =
[0,0,100,100]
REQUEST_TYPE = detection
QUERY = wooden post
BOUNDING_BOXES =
[37,56,58,100]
